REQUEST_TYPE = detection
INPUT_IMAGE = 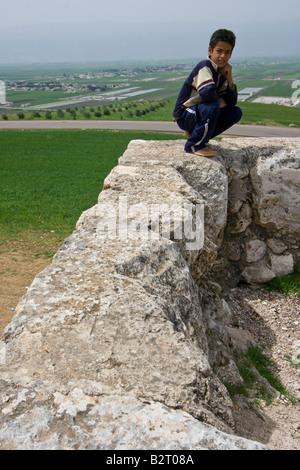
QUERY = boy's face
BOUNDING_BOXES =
[208,41,233,68]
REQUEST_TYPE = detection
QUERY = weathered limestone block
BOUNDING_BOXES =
[227,202,252,234]
[2,140,266,450]
[241,265,276,285]
[266,238,288,254]
[269,252,294,276]
[119,140,228,237]
[228,178,251,215]
[214,137,300,287]
[0,382,266,450]
[246,239,267,263]
[2,179,232,431]
[119,139,228,280]
[3,136,298,450]
[250,143,300,236]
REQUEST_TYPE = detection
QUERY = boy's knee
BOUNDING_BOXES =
[223,105,243,124]
[235,106,243,121]
[232,106,243,124]
[210,100,221,116]
[198,101,220,121]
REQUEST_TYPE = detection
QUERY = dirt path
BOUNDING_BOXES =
[0,236,62,335]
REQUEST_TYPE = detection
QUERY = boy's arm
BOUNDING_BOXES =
[221,64,234,88]
[219,64,238,106]
[182,66,218,108]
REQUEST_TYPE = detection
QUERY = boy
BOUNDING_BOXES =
[173,29,242,157]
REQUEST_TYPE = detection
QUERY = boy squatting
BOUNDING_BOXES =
[173,29,242,157]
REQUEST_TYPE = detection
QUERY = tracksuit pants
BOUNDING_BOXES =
[176,101,243,153]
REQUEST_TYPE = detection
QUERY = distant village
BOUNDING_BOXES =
[1,64,189,108]
[5,79,111,98]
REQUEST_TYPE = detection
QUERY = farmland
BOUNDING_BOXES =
[0,62,186,110]
[1,57,300,126]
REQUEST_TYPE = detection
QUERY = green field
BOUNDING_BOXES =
[1,59,298,96]
[238,101,300,127]
[0,129,183,244]
[2,97,300,128]
[1,58,300,127]
[232,58,300,95]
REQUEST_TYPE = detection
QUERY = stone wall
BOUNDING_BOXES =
[0,137,299,450]
[211,138,300,287]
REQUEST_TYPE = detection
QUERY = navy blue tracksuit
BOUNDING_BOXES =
[173,58,242,153]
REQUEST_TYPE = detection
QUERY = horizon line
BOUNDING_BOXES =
[1,54,300,67]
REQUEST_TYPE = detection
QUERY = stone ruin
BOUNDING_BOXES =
[0,137,299,450]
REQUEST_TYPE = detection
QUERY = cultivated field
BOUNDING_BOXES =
[1,57,300,126]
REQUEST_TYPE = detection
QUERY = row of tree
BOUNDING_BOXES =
[2,100,169,121]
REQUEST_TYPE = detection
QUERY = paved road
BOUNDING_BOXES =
[1,119,300,137]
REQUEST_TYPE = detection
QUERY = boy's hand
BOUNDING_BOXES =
[219,97,227,108]
[220,64,234,88]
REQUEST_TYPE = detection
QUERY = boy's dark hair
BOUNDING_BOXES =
[209,29,236,50]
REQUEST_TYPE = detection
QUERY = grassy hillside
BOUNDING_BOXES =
[0,129,184,243]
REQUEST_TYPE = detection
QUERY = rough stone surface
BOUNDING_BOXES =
[211,137,300,288]
[246,239,267,263]
[1,137,299,450]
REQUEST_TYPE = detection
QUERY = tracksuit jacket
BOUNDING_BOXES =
[173,58,238,120]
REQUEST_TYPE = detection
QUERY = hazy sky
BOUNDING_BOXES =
[1,0,300,63]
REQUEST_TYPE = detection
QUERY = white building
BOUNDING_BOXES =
[0,81,6,104]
